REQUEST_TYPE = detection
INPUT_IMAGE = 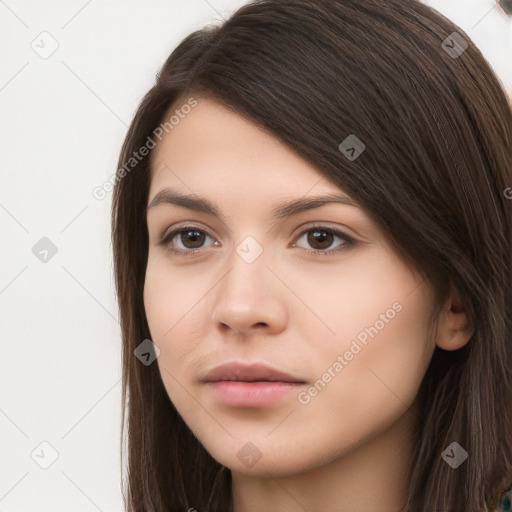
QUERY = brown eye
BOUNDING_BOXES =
[306,229,335,250]
[294,226,356,256]
[177,229,206,249]
[159,224,356,258]
[160,225,217,255]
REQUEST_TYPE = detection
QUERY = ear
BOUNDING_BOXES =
[435,280,474,351]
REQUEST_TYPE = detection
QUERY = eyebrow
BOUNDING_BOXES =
[147,188,359,222]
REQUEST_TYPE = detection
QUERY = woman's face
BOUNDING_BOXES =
[143,95,438,477]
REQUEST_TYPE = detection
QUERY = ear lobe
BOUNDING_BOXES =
[435,282,474,351]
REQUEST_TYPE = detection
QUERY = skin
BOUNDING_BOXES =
[143,95,474,512]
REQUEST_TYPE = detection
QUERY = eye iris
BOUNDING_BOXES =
[308,229,333,250]
[182,229,205,249]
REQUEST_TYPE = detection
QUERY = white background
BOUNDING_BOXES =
[0,1,510,510]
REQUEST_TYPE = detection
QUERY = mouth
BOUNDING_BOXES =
[200,361,307,384]
[200,361,307,408]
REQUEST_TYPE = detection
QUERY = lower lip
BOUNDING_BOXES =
[206,381,304,407]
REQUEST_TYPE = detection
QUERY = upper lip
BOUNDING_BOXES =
[201,362,306,383]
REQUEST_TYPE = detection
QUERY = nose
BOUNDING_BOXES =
[211,247,288,338]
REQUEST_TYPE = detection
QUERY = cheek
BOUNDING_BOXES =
[303,273,435,432]
[144,254,199,336]
[284,289,434,472]
[296,249,435,422]
[143,265,197,415]
[143,256,229,427]
[143,258,207,371]
[285,244,433,362]
[358,293,435,407]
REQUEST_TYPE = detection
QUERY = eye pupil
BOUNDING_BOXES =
[308,229,333,250]
[182,230,205,248]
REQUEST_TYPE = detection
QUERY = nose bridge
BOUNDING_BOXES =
[235,234,266,266]
[211,235,287,333]
[223,234,270,300]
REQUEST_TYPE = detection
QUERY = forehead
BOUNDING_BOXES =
[149,95,340,197]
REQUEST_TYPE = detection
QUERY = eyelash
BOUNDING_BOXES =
[159,224,357,258]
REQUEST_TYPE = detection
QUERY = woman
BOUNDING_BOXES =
[111,0,512,510]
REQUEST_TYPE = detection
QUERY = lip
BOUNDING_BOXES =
[207,381,304,407]
[200,362,307,408]
[200,361,306,383]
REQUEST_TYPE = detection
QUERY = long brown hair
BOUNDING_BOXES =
[111,0,512,510]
